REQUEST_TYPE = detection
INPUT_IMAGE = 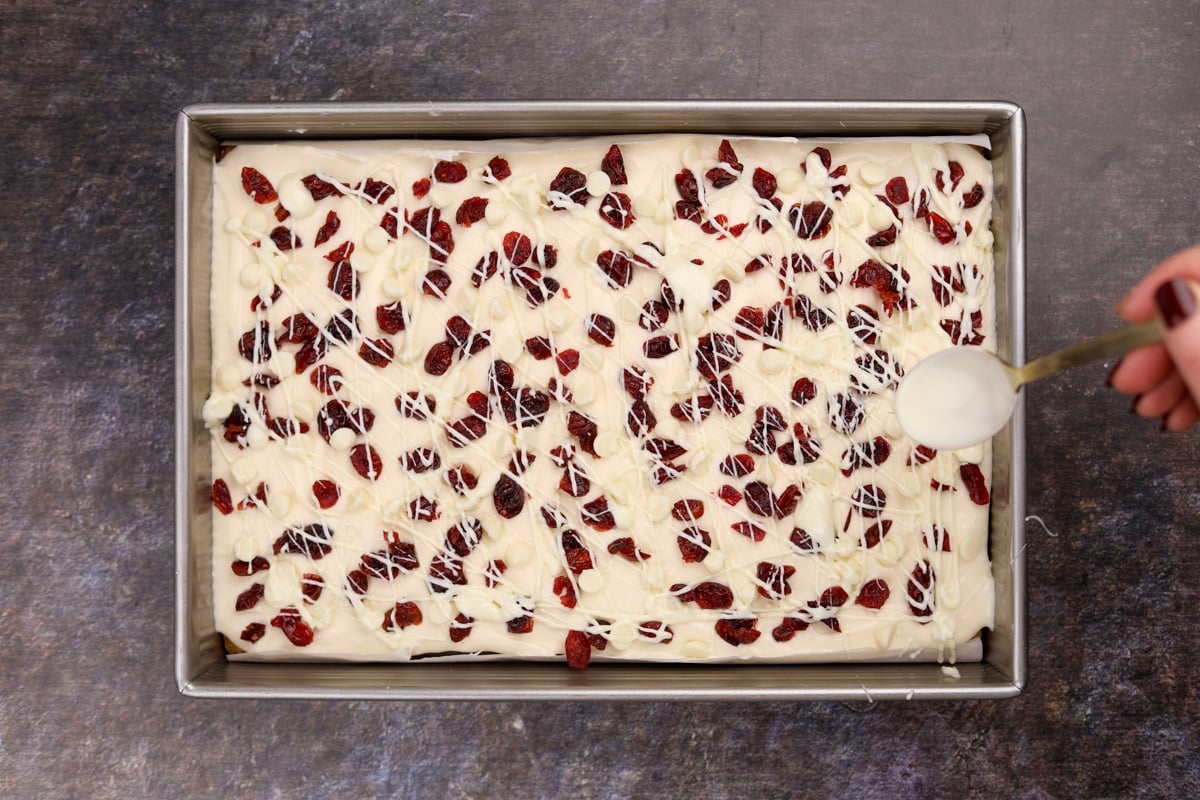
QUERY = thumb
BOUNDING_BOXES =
[1155,278,1200,403]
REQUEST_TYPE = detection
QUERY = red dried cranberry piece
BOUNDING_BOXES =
[847,579,889,612]
[302,173,343,200]
[357,178,395,204]
[598,143,628,185]
[240,622,266,643]
[585,314,616,346]
[718,485,742,506]
[561,529,595,574]
[270,606,314,646]
[715,617,761,646]
[789,528,815,552]
[471,251,500,288]
[847,304,881,345]
[553,575,578,608]
[607,537,649,562]
[486,156,511,181]
[676,527,712,563]
[428,553,467,593]
[788,201,832,240]
[694,333,740,380]
[751,167,777,199]
[372,301,406,336]
[672,581,734,609]
[709,374,745,417]
[638,300,670,332]
[775,484,801,518]
[885,176,910,205]
[343,567,369,596]
[743,481,776,518]
[235,582,265,611]
[643,335,679,359]
[422,268,452,297]
[907,560,935,618]
[446,465,478,495]
[502,230,533,265]
[596,249,634,289]
[443,518,483,558]
[238,322,273,363]
[755,562,796,600]
[327,260,358,300]
[455,196,488,227]
[358,337,394,367]
[555,348,580,376]
[231,556,270,577]
[423,340,455,376]
[928,212,956,244]
[792,295,834,332]
[449,613,474,642]
[447,414,487,447]
[710,279,732,311]
[324,309,359,345]
[350,444,383,480]
[276,313,319,346]
[559,462,591,498]
[567,411,599,456]
[731,520,766,541]
[861,519,893,548]
[382,600,423,632]
[829,391,866,436]
[788,377,817,407]
[212,478,234,515]
[396,392,436,420]
[733,306,765,340]
[241,166,277,203]
[493,473,526,519]
[599,191,635,229]
[273,523,335,560]
[401,447,442,474]
[867,224,898,248]
[675,168,700,202]
[670,395,714,422]
[565,629,592,670]
[626,398,657,436]
[671,499,705,522]
[311,479,341,509]
[960,463,991,505]
[433,160,467,183]
[923,525,953,552]
[507,614,534,635]
[705,139,743,187]
[620,366,653,399]
[840,436,892,476]
[962,182,985,209]
[581,495,616,531]
[720,454,755,478]
[549,167,591,207]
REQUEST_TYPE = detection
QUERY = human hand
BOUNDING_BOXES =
[1109,245,1200,431]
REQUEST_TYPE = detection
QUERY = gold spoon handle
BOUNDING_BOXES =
[1014,319,1163,387]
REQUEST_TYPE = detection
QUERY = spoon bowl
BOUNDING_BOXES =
[895,319,1162,450]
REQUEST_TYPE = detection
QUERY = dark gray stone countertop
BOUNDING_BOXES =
[2,1,1198,797]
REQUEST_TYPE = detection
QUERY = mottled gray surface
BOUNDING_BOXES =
[2,0,1199,797]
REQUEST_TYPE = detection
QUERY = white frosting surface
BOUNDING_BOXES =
[208,135,996,665]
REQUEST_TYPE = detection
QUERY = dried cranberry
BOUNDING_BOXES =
[731,520,766,541]
[561,529,595,574]
[326,260,358,301]
[486,156,511,181]
[273,523,335,560]
[626,398,657,436]
[960,463,991,505]
[861,520,893,548]
[718,454,754,479]
[671,499,705,522]
[455,196,488,227]
[231,556,269,577]
[855,578,890,609]
[756,562,796,599]
[358,178,395,204]
[567,411,599,456]
[670,395,714,422]
[840,436,892,476]
[433,160,467,183]
[553,575,578,609]
[446,465,478,495]
[599,192,635,229]
[733,306,765,340]
[523,335,553,360]
[396,392,435,420]
[928,212,956,244]
[556,348,581,376]
[585,314,616,346]
[596,249,634,289]
[428,553,467,593]
[350,444,383,480]
[311,479,341,509]
[447,415,487,447]
[211,478,234,515]
[694,333,740,380]
[718,485,743,506]
[751,167,777,199]
[676,527,712,563]
[238,322,273,364]
[743,481,776,518]
[241,166,277,203]
[923,524,953,552]
[581,496,616,531]
[885,176,910,205]
[449,613,474,643]
[565,629,592,670]
[643,335,679,359]
[673,581,734,610]
[788,201,832,240]
[422,269,452,297]
[675,168,700,202]
[423,340,455,376]
[962,182,985,209]
[358,337,394,367]
[507,614,534,635]
[705,139,743,187]
[867,224,898,247]
[792,294,834,332]
[710,279,732,310]
[270,607,314,646]
[715,618,761,646]
[638,300,670,332]
[382,601,423,632]
[789,528,815,552]
[302,173,342,200]
[829,391,866,435]
[549,167,591,207]
[240,623,266,643]
[709,374,745,417]
[325,309,359,345]
[234,582,265,612]
[502,230,533,265]
[907,560,935,618]
[493,473,525,519]
[607,537,649,563]
[621,366,653,398]
[444,518,483,558]
[772,617,808,642]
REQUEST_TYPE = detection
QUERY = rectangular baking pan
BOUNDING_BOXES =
[176,100,1026,700]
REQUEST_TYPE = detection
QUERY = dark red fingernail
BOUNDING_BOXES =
[1154,278,1196,329]
[1106,356,1124,387]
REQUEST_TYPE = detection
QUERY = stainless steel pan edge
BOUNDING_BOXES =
[176,101,1026,700]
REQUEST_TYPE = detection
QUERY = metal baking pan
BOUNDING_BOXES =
[176,100,1026,700]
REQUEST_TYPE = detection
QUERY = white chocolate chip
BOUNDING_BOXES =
[586,170,612,196]
[840,203,864,227]
[593,432,619,458]
[484,199,509,225]
[243,210,268,234]
[234,535,257,562]
[429,185,453,208]
[868,205,895,231]
[577,570,606,594]
[202,395,235,427]
[329,428,356,451]
[268,491,292,518]
[681,638,712,659]
[231,457,257,485]
[874,622,896,650]
[578,235,602,263]
[246,425,269,450]
[859,162,886,185]
[382,274,406,299]
[777,168,803,193]
[607,621,636,651]
[239,263,267,289]
[758,348,788,375]
[215,364,243,392]
[495,333,523,362]
[505,541,534,569]
[278,175,316,218]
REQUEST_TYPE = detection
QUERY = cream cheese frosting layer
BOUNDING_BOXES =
[207,135,996,666]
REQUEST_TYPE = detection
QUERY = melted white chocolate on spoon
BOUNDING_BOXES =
[208,135,996,664]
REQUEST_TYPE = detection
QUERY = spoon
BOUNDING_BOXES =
[894,319,1163,451]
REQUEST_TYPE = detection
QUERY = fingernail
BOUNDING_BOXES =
[1106,356,1124,387]
[1160,414,1170,432]
[1154,278,1197,329]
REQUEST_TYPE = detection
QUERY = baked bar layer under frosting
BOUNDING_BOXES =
[206,135,996,664]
